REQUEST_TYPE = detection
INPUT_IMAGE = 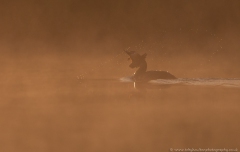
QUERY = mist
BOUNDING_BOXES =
[1,0,240,78]
[0,0,240,152]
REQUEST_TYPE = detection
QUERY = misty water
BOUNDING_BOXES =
[1,56,240,152]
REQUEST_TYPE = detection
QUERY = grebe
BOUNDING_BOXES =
[125,50,176,81]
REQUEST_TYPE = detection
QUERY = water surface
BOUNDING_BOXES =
[1,76,239,152]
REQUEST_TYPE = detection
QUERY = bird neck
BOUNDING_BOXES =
[134,60,147,76]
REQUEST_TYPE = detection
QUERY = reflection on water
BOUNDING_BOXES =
[121,76,240,89]
[151,78,240,88]
[0,77,240,152]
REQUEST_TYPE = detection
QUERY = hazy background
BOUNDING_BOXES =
[1,0,240,78]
